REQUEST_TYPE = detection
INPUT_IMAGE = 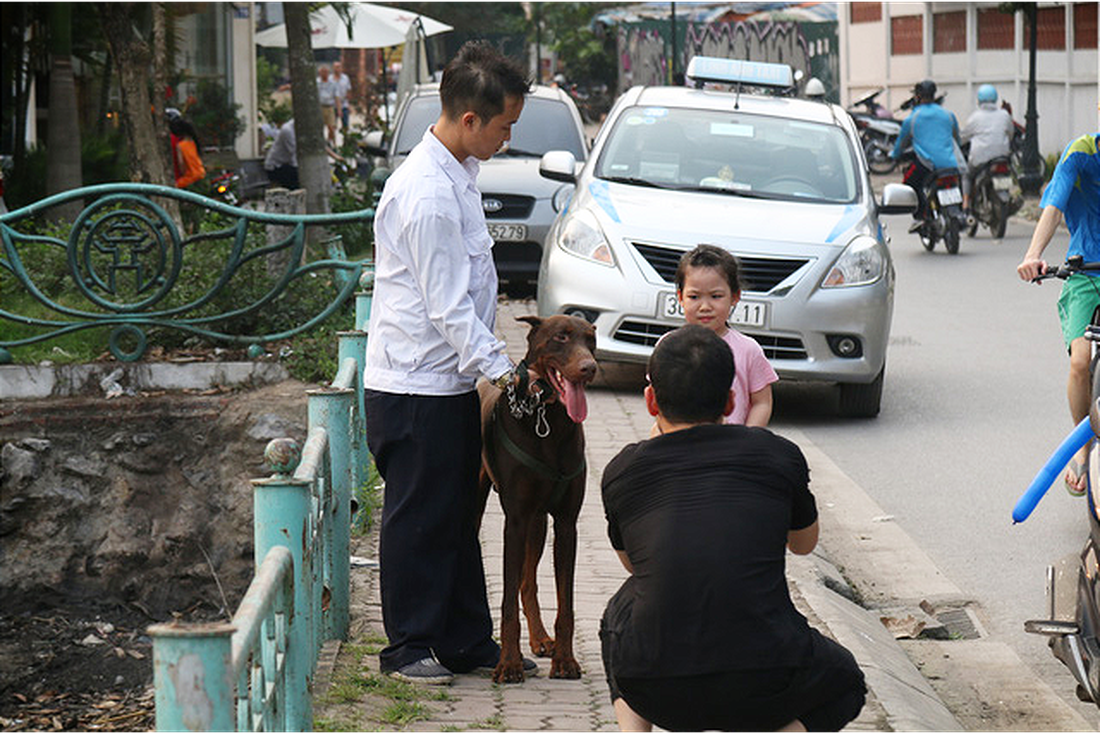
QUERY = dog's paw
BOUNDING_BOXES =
[492,662,527,684]
[529,637,555,658]
[549,657,582,679]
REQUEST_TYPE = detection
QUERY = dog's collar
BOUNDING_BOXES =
[516,359,555,405]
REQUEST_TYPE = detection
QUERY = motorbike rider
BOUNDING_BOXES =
[1017,132,1100,496]
[960,84,1014,212]
[890,79,965,232]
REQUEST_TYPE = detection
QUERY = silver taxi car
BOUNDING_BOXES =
[537,58,916,417]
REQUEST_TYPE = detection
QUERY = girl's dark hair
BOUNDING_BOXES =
[169,117,201,149]
[439,41,530,123]
[674,244,743,294]
[648,324,735,424]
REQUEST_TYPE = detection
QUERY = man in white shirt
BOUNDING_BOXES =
[363,41,531,685]
[333,61,353,134]
[317,65,338,145]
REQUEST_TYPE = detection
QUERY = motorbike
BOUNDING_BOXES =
[1021,258,1100,707]
[966,155,1021,240]
[210,169,241,205]
[899,150,968,254]
[847,89,902,174]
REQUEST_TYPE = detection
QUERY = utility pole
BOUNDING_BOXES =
[1019,4,1044,195]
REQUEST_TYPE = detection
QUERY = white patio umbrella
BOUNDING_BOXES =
[255,3,452,49]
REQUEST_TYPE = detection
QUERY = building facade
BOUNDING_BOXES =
[839,1,1099,157]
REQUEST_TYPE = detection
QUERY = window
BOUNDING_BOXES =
[977,8,1013,50]
[1035,6,1066,50]
[891,15,923,55]
[1074,3,1098,49]
[850,3,881,24]
[933,11,966,53]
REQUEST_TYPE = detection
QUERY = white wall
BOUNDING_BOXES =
[840,1,1099,158]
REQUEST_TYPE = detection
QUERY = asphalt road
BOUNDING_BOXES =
[770,210,1098,721]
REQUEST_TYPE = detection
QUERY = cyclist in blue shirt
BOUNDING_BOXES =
[891,79,964,227]
[1017,132,1100,496]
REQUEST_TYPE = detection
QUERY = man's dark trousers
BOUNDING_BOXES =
[364,389,500,673]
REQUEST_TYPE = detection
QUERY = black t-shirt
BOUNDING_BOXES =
[601,424,818,678]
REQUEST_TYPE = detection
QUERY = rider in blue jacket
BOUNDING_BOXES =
[891,79,963,228]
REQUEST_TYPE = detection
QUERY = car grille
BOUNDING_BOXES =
[630,242,810,293]
[613,321,807,360]
[482,193,534,219]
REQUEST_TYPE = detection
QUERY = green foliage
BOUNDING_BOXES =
[2,128,130,211]
[353,463,383,536]
[189,79,245,149]
[541,3,617,89]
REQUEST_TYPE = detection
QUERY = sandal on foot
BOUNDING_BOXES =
[1065,459,1087,497]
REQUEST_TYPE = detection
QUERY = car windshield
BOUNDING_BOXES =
[393,95,586,159]
[595,106,860,204]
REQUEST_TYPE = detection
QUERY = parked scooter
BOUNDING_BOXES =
[847,89,902,174]
[898,149,968,254]
[1019,258,1100,706]
[210,169,240,205]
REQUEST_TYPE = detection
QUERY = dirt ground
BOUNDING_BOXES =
[0,378,317,732]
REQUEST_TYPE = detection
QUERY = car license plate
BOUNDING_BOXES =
[659,293,767,328]
[937,187,963,206]
[487,223,527,242]
[992,176,1013,191]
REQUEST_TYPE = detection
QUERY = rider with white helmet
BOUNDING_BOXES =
[961,84,1015,209]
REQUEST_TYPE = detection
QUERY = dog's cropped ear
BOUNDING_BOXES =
[516,315,543,331]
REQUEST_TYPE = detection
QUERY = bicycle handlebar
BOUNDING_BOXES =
[1030,256,1100,283]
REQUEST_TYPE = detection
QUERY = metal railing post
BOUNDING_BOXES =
[149,622,236,731]
[354,269,375,332]
[252,440,313,731]
[337,331,369,496]
[307,386,355,642]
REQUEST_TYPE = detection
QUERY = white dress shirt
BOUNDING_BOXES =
[364,128,512,395]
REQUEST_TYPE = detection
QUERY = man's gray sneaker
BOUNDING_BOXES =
[387,657,454,685]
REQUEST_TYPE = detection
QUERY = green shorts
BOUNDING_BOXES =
[1057,274,1100,350]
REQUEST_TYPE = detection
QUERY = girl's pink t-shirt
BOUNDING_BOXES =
[720,328,778,425]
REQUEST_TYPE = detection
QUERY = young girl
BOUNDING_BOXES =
[674,244,778,427]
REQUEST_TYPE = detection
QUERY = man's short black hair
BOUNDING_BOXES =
[648,325,735,424]
[440,41,530,123]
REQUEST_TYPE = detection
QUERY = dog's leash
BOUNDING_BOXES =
[495,419,586,510]
[505,359,554,438]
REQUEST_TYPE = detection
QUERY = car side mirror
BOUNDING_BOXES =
[540,151,578,184]
[878,182,918,215]
[363,130,386,156]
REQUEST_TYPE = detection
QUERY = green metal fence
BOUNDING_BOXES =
[0,184,371,362]
[149,281,374,731]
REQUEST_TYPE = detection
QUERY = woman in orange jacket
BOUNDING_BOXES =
[168,114,206,188]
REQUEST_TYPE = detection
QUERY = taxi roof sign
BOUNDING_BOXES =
[685,57,794,90]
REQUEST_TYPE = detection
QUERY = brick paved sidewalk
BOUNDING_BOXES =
[317,297,887,731]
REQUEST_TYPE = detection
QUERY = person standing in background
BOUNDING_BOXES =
[317,65,338,146]
[333,61,353,137]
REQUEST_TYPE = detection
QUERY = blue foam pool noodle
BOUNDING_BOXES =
[1013,417,1095,523]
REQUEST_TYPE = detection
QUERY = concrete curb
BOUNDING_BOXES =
[0,361,289,399]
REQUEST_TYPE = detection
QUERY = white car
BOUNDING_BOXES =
[367,84,588,289]
[536,57,916,417]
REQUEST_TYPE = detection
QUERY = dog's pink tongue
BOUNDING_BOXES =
[562,379,588,423]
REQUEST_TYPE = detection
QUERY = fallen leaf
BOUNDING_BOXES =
[880,614,926,639]
[113,647,126,658]
[80,634,106,646]
[126,649,145,660]
[93,700,118,710]
[13,693,27,703]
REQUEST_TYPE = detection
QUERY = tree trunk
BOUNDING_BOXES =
[45,2,83,221]
[152,2,174,182]
[284,1,330,221]
[99,2,172,186]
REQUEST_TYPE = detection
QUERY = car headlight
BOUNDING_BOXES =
[556,208,614,266]
[822,236,886,288]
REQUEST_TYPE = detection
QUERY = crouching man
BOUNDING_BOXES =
[599,324,867,731]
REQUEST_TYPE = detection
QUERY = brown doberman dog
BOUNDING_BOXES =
[478,315,597,683]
